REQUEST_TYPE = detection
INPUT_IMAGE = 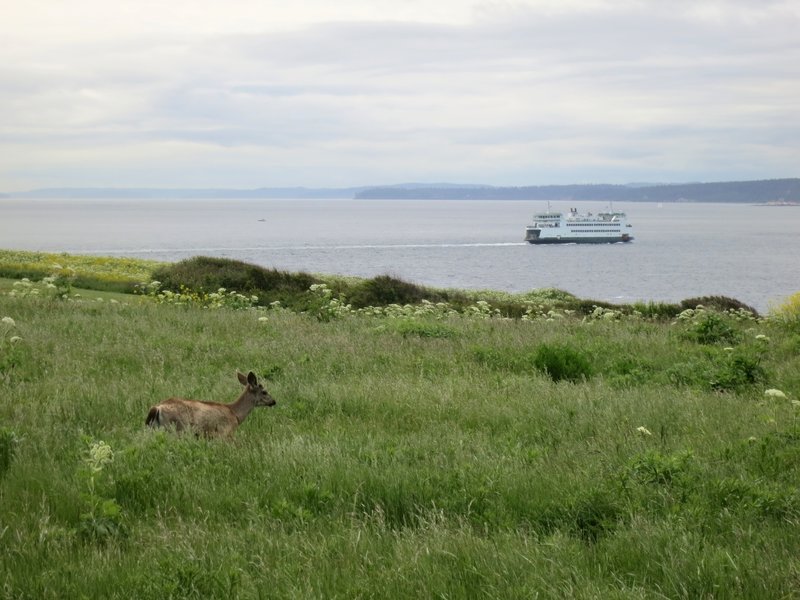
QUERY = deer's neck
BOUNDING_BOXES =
[229,392,256,424]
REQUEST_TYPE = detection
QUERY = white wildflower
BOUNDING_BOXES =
[764,388,787,400]
[755,334,770,342]
[258,316,269,323]
[86,440,114,473]
[9,336,22,344]
[636,426,652,436]
[1,317,15,327]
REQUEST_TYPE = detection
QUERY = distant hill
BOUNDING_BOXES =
[4,178,798,202]
[355,179,800,203]
[6,187,366,199]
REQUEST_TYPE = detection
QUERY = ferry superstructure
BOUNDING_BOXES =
[524,208,634,244]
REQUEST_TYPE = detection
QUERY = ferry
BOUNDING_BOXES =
[525,207,634,244]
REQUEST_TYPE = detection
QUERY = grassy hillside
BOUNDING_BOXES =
[2,275,799,597]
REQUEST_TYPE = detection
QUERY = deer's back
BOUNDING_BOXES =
[156,397,238,436]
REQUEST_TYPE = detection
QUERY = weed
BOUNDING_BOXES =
[141,281,259,310]
[625,450,695,486]
[76,438,126,543]
[307,283,353,321]
[0,315,29,382]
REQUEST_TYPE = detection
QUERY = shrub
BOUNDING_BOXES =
[569,488,623,541]
[681,311,740,345]
[574,298,624,317]
[709,350,766,392]
[348,275,459,308]
[680,295,759,316]
[770,291,800,328]
[151,256,320,308]
[608,356,655,388]
[631,301,682,319]
[532,343,593,382]
[667,347,767,393]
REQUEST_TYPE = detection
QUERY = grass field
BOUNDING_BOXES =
[1,255,800,598]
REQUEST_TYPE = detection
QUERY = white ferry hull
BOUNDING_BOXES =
[524,208,634,245]
[525,229,634,244]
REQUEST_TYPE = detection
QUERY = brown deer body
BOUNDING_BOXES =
[146,371,275,437]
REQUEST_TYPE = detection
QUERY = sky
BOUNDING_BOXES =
[2,0,799,191]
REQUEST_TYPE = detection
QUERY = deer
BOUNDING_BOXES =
[145,371,276,437]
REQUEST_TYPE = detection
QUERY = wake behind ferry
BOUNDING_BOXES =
[524,207,634,244]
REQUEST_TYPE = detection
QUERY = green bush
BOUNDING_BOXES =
[683,312,740,345]
[151,256,320,308]
[631,301,682,319]
[709,350,767,392]
[569,488,624,541]
[666,348,767,393]
[681,295,759,317]
[532,343,593,382]
[348,275,461,308]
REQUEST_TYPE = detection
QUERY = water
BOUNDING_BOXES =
[1,197,798,312]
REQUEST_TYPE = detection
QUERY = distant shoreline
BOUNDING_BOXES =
[2,177,799,204]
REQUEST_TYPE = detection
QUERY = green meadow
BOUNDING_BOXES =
[1,251,800,598]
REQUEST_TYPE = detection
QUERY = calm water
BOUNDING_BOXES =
[1,198,798,312]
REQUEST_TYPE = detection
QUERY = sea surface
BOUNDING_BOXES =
[1,197,798,312]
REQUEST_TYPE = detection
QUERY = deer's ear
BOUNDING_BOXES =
[237,371,248,386]
[247,371,258,387]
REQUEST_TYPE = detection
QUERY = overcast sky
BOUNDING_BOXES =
[2,0,798,191]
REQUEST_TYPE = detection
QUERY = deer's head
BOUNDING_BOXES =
[238,371,276,407]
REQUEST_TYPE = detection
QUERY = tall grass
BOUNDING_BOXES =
[0,249,163,293]
[1,287,799,598]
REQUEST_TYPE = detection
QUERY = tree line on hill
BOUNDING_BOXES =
[354,178,800,203]
[5,178,798,203]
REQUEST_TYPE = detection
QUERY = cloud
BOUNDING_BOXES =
[1,1,798,189]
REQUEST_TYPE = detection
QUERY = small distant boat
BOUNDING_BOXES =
[525,207,634,244]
